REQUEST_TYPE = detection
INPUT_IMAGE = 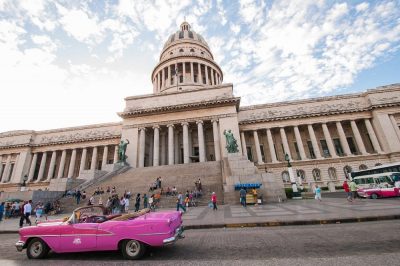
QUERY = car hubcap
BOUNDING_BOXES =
[126,240,140,257]
[31,242,42,257]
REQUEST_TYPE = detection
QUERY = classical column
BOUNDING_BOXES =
[153,126,160,166]
[161,68,165,90]
[293,126,307,160]
[67,149,77,178]
[198,63,203,84]
[36,152,47,182]
[139,128,146,168]
[174,130,179,164]
[182,122,189,164]
[168,65,171,86]
[28,153,38,182]
[307,124,323,159]
[1,155,11,183]
[280,127,291,160]
[335,121,351,156]
[182,62,186,83]
[90,147,98,170]
[364,119,383,154]
[322,123,338,158]
[57,150,67,178]
[190,62,194,82]
[168,124,174,165]
[350,120,368,155]
[79,148,87,174]
[197,120,206,162]
[253,130,264,164]
[211,68,215,85]
[156,72,160,91]
[212,119,221,161]
[389,115,400,141]
[240,132,248,158]
[266,128,278,163]
[113,145,118,163]
[0,159,3,183]
[102,146,108,168]
[161,132,166,165]
[188,129,193,157]
[46,151,57,180]
[205,65,209,85]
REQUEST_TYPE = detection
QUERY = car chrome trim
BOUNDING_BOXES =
[137,232,170,236]
[15,240,25,252]
[163,226,184,245]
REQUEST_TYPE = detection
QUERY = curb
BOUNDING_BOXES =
[184,214,400,230]
[2,214,399,234]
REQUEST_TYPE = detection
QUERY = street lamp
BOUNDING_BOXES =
[284,153,302,199]
[22,175,28,186]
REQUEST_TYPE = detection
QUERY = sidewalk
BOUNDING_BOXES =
[1,198,399,233]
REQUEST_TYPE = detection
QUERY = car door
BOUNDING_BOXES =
[59,222,99,252]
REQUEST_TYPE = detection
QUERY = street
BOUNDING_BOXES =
[0,220,399,265]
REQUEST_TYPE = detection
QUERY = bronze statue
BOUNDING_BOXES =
[223,130,239,153]
[118,139,130,163]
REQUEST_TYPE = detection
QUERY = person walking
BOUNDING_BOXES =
[349,180,358,200]
[315,185,322,202]
[143,194,148,209]
[239,187,247,207]
[34,202,44,224]
[211,192,217,211]
[135,193,141,212]
[124,197,129,212]
[252,188,258,206]
[19,200,32,228]
[0,202,4,221]
[76,190,81,205]
[343,180,352,202]
[176,192,186,212]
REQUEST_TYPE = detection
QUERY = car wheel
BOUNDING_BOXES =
[371,194,378,199]
[121,239,146,260]
[26,238,49,259]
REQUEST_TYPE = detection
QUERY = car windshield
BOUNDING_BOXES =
[67,206,106,224]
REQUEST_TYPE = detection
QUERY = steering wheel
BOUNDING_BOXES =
[80,214,89,223]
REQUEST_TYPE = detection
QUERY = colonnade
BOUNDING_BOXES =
[153,61,222,92]
[136,119,221,168]
[241,118,386,164]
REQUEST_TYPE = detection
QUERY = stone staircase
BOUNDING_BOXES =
[60,161,224,213]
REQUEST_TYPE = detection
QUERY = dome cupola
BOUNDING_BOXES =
[151,22,223,93]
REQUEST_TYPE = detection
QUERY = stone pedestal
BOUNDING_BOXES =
[223,153,286,203]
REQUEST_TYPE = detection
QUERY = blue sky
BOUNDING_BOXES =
[1,0,399,132]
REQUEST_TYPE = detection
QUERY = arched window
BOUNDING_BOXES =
[200,51,204,55]
[359,164,368,170]
[281,171,290,183]
[190,48,195,52]
[375,163,382,167]
[179,48,184,52]
[328,167,337,180]
[312,168,321,181]
[296,169,306,182]
[169,52,173,55]
[343,165,352,179]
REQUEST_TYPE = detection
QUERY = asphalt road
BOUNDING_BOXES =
[1,220,399,265]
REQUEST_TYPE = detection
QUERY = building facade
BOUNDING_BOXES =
[1,22,400,197]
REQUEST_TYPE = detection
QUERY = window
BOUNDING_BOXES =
[359,164,368,170]
[294,142,301,160]
[347,137,357,154]
[343,165,352,179]
[0,164,5,179]
[320,139,330,157]
[194,75,198,83]
[333,138,344,156]
[296,169,306,182]
[179,48,184,52]
[328,167,337,180]
[190,48,195,52]
[169,52,173,55]
[179,31,184,39]
[312,168,321,181]
[307,141,316,159]
[179,75,183,83]
[282,171,290,183]
[260,145,266,162]
[193,147,199,156]
[188,31,194,38]
[246,147,253,162]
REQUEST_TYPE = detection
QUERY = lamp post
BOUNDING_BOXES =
[284,153,302,199]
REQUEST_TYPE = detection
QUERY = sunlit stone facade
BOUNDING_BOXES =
[1,22,400,195]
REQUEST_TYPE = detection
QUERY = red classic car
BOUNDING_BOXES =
[16,205,184,260]
[357,187,400,199]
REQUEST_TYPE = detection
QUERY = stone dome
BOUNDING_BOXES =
[152,22,223,94]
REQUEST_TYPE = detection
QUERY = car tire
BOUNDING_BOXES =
[121,239,146,260]
[26,238,49,259]
[371,194,378,199]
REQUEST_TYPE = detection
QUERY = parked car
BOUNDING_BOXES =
[357,187,400,199]
[16,205,184,260]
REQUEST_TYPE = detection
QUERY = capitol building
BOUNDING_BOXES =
[1,22,400,202]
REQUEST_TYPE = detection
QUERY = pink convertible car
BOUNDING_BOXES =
[16,205,184,260]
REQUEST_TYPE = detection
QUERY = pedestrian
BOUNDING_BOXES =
[76,190,82,205]
[211,192,217,211]
[111,195,120,214]
[19,200,32,228]
[120,197,126,213]
[135,193,141,212]
[112,186,116,194]
[176,192,186,212]
[0,202,4,221]
[98,197,103,206]
[158,176,162,188]
[106,197,112,213]
[252,188,258,206]
[343,180,352,202]
[124,197,130,212]
[239,187,247,207]
[315,185,322,201]
[349,180,358,200]
[107,186,111,194]
[82,190,86,200]
[34,202,44,224]
[149,195,154,211]
[88,195,94,205]
[143,194,148,209]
